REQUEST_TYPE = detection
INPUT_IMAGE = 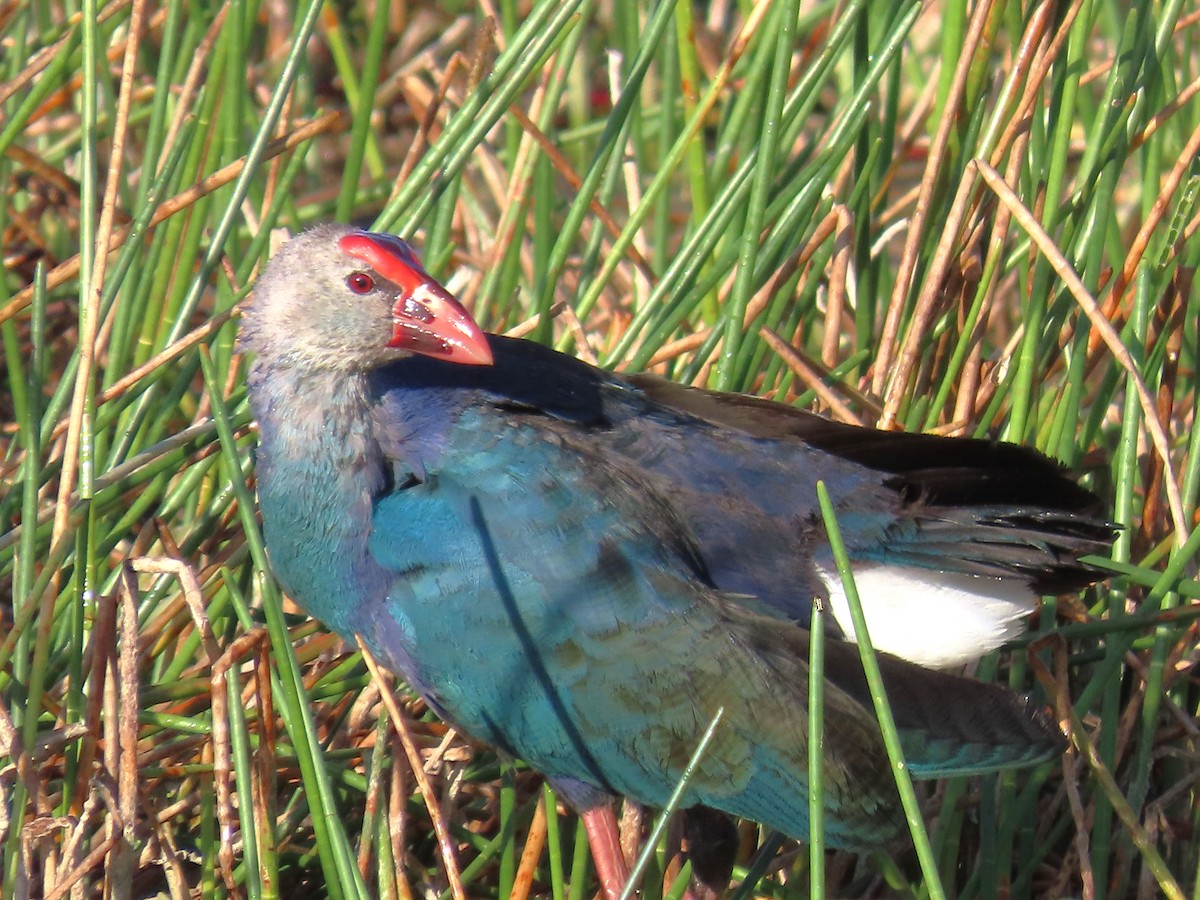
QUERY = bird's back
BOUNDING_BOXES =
[356,342,1076,847]
[370,335,1111,664]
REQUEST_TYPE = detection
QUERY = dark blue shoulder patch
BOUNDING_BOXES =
[370,334,615,426]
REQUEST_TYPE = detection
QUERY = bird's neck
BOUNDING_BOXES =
[247,360,392,636]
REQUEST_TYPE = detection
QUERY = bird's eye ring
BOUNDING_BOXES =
[347,272,375,294]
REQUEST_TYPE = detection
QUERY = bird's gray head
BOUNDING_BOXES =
[239,223,493,372]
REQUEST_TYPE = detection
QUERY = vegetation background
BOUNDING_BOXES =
[1,0,1198,897]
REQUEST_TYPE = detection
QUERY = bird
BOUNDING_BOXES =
[239,223,1110,898]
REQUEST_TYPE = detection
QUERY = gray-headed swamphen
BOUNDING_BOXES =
[239,224,1110,898]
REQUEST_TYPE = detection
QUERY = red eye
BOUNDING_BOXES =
[347,272,375,294]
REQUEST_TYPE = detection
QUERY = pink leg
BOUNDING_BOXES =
[582,805,630,900]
